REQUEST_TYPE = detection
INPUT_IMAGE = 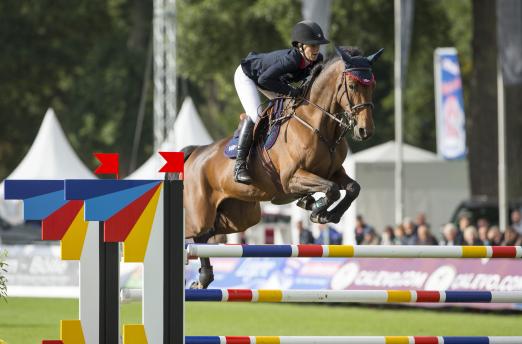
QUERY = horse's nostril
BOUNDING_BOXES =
[359,128,367,138]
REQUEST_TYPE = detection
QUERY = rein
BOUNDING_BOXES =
[287,67,375,152]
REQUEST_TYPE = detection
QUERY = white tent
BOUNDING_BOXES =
[346,141,440,163]
[171,97,213,149]
[127,97,213,179]
[335,141,469,243]
[0,108,95,225]
[126,134,176,180]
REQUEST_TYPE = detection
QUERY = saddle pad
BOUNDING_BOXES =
[224,135,239,159]
[263,98,284,150]
[224,99,285,159]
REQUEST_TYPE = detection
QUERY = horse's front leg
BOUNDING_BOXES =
[286,168,341,224]
[296,194,315,210]
[325,168,360,224]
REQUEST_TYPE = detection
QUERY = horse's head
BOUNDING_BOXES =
[335,46,383,141]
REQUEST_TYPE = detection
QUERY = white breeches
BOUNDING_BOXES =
[234,65,276,122]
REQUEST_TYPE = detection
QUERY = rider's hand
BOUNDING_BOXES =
[289,87,302,98]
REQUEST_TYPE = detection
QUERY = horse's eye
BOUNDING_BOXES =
[349,84,356,90]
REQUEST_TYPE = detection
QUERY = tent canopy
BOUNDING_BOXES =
[172,97,212,148]
[348,141,439,163]
[0,108,95,224]
[127,97,213,179]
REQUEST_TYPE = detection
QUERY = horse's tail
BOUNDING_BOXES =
[165,145,199,181]
[180,145,199,162]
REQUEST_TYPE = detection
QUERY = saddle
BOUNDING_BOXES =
[223,98,289,190]
[224,98,289,159]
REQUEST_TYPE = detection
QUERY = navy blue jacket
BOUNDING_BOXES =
[240,47,323,96]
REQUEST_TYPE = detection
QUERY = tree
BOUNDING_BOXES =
[468,0,498,198]
[467,0,522,201]
[176,0,302,138]
[505,75,522,200]
[498,1,522,200]
[0,0,152,178]
[0,0,479,180]
[330,0,473,153]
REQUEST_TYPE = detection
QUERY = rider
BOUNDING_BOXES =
[233,20,330,184]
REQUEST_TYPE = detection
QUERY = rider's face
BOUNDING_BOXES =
[302,44,320,61]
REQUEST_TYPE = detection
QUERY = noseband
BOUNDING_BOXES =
[340,67,375,129]
[289,67,375,152]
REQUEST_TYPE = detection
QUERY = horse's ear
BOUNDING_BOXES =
[367,48,384,65]
[335,46,353,65]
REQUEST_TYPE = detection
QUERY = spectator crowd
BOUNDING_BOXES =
[297,209,522,246]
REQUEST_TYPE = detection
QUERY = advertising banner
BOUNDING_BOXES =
[186,256,522,311]
[4,245,79,298]
[434,48,467,160]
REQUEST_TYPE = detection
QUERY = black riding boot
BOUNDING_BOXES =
[234,118,255,184]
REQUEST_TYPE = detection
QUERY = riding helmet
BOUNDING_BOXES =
[291,20,330,46]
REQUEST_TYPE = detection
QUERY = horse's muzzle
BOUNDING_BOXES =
[358,127,370,140]
[353,126,372,141]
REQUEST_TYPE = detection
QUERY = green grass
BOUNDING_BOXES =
[0,298,78,343]
[0,297,521,343]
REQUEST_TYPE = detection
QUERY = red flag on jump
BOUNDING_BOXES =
[94,153,119,179]
[159,152,184,177]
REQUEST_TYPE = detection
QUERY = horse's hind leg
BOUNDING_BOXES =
[192,228,218,289]
[196,257,214,289]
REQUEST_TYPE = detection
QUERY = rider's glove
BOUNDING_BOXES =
[288,87,302,98]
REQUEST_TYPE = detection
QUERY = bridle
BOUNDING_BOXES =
[288,66,375,152]
[339,67,375,123]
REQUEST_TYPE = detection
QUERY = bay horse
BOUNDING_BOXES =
[169,46,383,288]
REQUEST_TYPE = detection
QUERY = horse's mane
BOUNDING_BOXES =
[309,46,364,90]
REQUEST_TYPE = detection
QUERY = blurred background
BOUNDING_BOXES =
[1,0,521,244]
[0,0,521,342]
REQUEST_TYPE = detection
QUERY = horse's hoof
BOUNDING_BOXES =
[311,211,340,224]
[318,216,330,224]
[327,212,342,224]
[190,281,203,289]
[296,195,315,210]
[310,211,329,224]
[198,267,214,289]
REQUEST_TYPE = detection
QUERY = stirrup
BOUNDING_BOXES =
[234,164,253,184]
